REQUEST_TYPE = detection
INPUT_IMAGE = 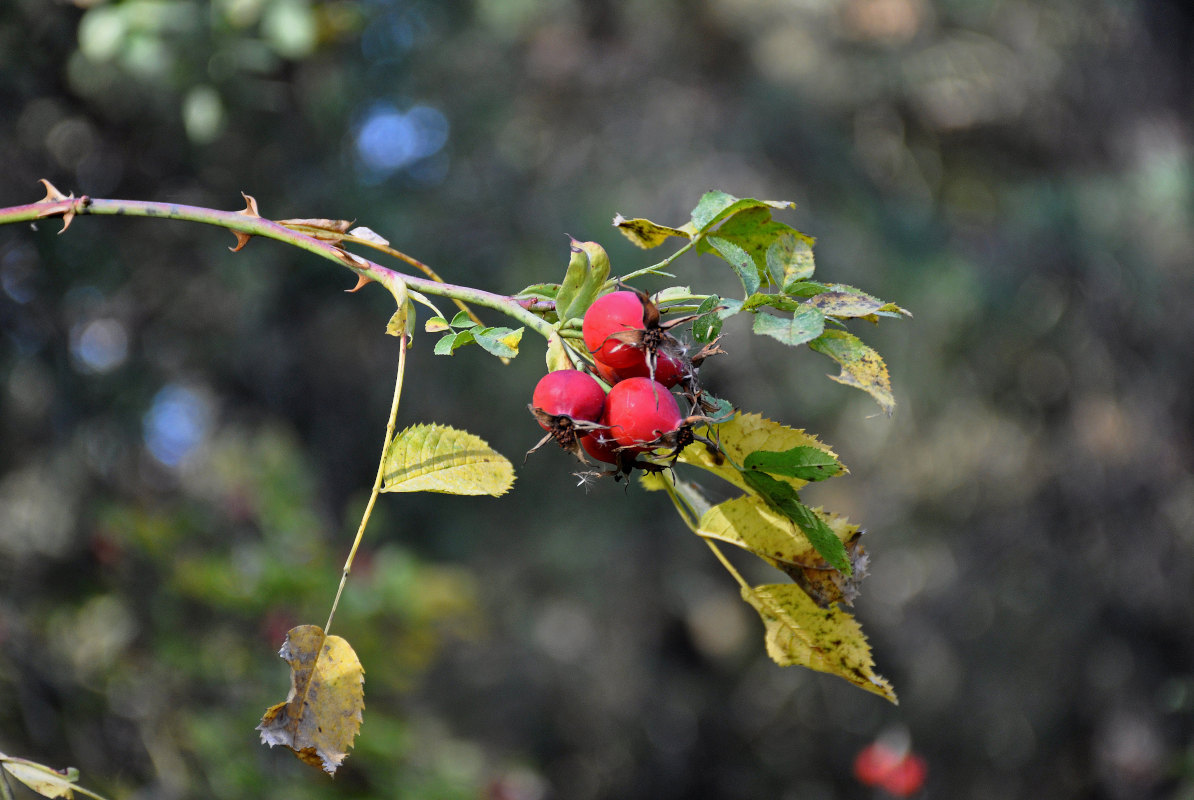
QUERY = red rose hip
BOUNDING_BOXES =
[605,377,684,450]
[531,369,606,427]
[582,291,647,370]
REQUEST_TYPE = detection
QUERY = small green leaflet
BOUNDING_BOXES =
[450,310,476,328]
[743,446,844,481]
[382,423,514,496]
[809,329,894,415]
[474,326,523,358]
[741,470,850,574]
[752,306,825,347]
[707,235,760,297]
[692,295,723,343]
[434,326,524,358]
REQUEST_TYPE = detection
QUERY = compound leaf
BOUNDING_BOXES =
[257,625,365,775]
[383,423,514,496]
[809,330,895,415]
[742,583,897,703]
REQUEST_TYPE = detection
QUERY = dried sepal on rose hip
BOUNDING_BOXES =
[526,369,608,461]
[582,288,707,387]
[575,414,672,485]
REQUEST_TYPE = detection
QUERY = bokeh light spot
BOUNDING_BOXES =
[143,384,214,467]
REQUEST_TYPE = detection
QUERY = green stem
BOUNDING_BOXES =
[607,236,700,288]
[325,331,408,635]
[0,192,556,341]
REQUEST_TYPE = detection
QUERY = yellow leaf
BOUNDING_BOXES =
[0,754,92,800]
[700,494,819,563]
[257,625,365,775]
[679,413,843,492]
[382,423,515,496]
[611,213,693,249]
[742,583,896,703]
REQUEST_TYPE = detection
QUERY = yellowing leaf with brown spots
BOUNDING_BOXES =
[809,330,895,415]
[742,583,896,703]
[257,625,365,774]
[612,213,693,249]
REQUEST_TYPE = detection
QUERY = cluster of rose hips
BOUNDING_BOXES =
[528,289,725,480]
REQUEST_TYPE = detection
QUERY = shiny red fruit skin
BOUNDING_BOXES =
[532,370,607,429]
[595,349,686,388]
[580,411,620,464]
[582,291,646,370]
[605,377,683,449]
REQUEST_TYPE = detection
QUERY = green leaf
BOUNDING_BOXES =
[473,326,523,358]
[743,446,845,481]
[769,231,817,289]
[695,208,812,291]
[809,329,895,415]
[717,297,744,319]
[679,412,841,494]
[689,191,795,232]
[449,310,477,328]
[560,241,611,321]
[783,280,831,298]
[692,295,723,343]
[751,306,825,346]
[612,213,693,249]
[741,471,850,573]
[433,332,458,356]
[382,423,515,496]
[741,582,896,702]
[707,235,760,297]
[742,293,801,313]
[515,283,560,301]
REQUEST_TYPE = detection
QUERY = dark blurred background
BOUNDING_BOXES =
[2,1,1193,798]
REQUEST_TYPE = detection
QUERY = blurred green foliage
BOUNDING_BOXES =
[3,0,1194,798]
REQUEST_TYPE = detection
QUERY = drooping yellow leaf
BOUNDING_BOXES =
[809,330,895,416]
[382,423,514,496]
[611,213,694,249]
[742,583,896,703]
[257,625,365,775]
[679,413,843,492]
